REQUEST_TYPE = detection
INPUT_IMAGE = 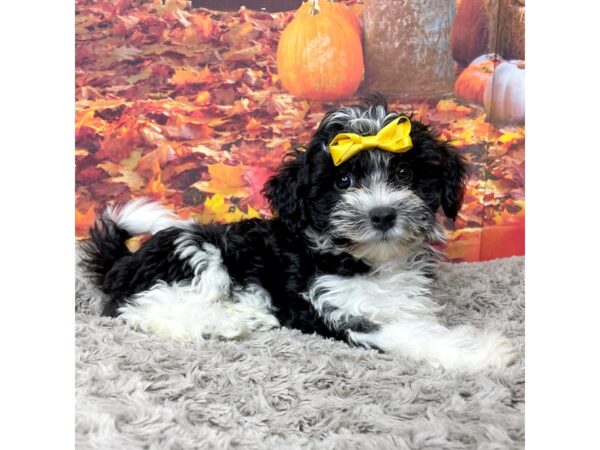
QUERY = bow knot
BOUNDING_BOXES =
[328,116,413,166]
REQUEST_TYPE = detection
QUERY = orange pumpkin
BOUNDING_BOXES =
[454,54,501,105]
[295,1,361,39]
[325,1,362,40]
[276,0,364,101]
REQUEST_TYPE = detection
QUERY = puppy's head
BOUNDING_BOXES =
[263,98,468,263]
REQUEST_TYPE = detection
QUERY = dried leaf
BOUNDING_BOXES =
[193,163,248,197]
[170,66,216,86]
[197,193,260,223]
[75,207,97,237]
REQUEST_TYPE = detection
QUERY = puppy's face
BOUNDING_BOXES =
[264,103,468,263]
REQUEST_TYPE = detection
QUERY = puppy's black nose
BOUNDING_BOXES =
[369,207,397,231]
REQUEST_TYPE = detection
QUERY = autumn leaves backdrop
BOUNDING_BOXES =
[75,0,525,261]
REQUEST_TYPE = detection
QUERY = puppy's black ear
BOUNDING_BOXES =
[440,144,469,220]
[262,150,309,233]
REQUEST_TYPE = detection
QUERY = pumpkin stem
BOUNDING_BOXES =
[308,0,321,16]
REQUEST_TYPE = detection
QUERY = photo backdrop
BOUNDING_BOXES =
[75,0,525,261]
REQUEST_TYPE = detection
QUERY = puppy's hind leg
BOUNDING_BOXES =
[118,242,279,341]
[119,283,279,341]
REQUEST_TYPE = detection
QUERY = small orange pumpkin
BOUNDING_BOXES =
[454,54,501,105]
[276,0,364,101]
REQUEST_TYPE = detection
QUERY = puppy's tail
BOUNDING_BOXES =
[78,198,181,288]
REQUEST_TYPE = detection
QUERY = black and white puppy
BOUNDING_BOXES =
[80,99,515,371]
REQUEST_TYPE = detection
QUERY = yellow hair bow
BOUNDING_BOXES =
[328,116,413,166]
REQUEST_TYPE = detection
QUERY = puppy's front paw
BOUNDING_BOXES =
[440,330,517,372]
[474,332,517,370]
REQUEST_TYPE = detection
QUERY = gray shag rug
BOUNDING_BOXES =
[75,256,524,449]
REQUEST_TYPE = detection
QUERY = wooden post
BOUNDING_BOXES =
[490,0,525,60]
[362,0,456,100]
[451,0,526,63]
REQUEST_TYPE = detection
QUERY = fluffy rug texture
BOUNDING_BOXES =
[75,256,524,449]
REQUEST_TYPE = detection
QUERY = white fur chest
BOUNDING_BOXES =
[306,248,442,329]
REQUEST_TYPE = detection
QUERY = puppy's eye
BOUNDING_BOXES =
[335,173,354,190]
[395,164,413,183]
